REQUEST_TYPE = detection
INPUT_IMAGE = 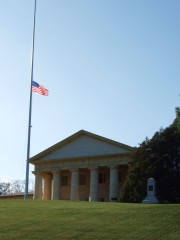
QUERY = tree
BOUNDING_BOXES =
[121,109,180,203]
[10,179,34,193]
[10,180,25,193]
[0,182,10,195]
[0,179,34,195]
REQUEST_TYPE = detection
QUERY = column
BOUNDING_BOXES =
[52,171,61,200]
[89,167,98,201]
[109,166,119,202]
[43,174,52,200]
[70,169,79,201]
[33,172,42,200]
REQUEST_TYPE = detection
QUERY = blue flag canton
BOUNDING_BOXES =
[32,81,39,88]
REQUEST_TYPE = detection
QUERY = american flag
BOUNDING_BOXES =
[32,81,48,96]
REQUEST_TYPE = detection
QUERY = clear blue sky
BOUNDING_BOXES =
[0,0,179,181]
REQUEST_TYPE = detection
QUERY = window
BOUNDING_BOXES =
[61,176,68,186]
[79,175,86,185]
[99,173,106,184]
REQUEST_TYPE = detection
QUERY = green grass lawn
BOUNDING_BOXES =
[0,200,179,240]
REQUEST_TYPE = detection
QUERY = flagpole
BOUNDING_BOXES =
[24,0,37,200]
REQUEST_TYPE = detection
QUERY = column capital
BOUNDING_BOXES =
[70,168,79,172]
[43,173,52,180]
[88,167,98,171]
[32,171,43,176]
[109,165,118,169]
[52,170,61,174]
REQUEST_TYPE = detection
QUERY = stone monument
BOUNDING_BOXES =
[142,178,159,204]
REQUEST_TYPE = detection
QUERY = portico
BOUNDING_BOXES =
[30,130,133,202]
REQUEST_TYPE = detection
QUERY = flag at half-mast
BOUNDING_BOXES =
[32,81,48,96]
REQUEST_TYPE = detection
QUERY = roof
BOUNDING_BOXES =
[30,130,133,163]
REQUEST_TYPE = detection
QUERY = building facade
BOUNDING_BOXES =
[30,130,133,202]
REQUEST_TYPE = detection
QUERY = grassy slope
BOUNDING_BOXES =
[0,200,179,240]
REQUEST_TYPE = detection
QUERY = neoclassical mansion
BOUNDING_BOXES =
[30,130,133,202]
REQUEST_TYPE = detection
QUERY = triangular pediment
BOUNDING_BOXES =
[30,130,133,162]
